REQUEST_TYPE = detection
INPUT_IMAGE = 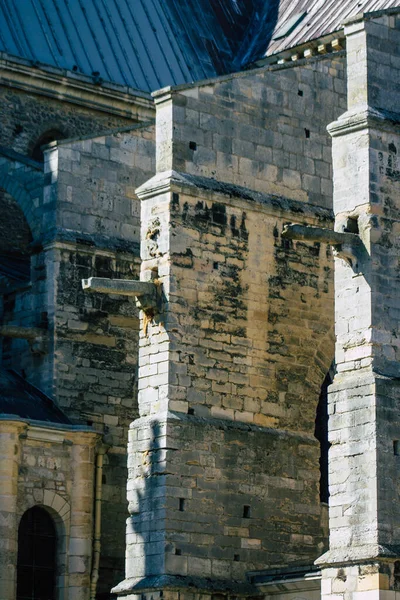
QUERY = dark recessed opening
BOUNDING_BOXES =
[87,420,93,426]
[179,498,185,512]
[189,141,197,151]
[394,440,399,456]
[344,217,359,235]
[298,89,304,96]
[188,407,195,415]
[315,370,332,503]
[213,262,219,270]
[234,554,240,562]
[17,507,56,600]
[243,505,251,518]
[31,129,66,163]
[175,548,182,555]
[305,128,311,139]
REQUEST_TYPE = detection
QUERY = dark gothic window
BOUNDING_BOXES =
[315,371,332,504]
[17,506,57,600]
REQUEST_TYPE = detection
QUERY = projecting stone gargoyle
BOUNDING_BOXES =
[281,223,363,271]
[82,277,158,314]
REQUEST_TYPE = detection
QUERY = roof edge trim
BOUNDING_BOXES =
[0,52,155,120]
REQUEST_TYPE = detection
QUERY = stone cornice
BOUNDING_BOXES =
[328,106,400,137]
[136,170,333,224]
[316,544,400,567]
[0,52,155,121]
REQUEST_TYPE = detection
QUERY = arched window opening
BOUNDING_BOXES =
[315,370,332,504]
[31,130,65,163]
[17,506,57,600]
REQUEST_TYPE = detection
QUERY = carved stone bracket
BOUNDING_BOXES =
[82,277,160,314]
[0,326,48,355]
[282,223,363,271]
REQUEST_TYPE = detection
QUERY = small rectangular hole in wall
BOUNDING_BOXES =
[179,498,185,511]
[305,128,310,138]
[172,192,179,203]
[233,554,240,562]
[175,548,182,555]
[345,217,359,234]
[213,262,219,270]
[394,440,399,455]
[243,505,251,518]
[189,141,197,150]
[187,407,195,415]
[298,89,303,96]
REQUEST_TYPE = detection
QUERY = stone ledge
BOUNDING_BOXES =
[316,544,400,567]
[112,574,262,597]
[328,106,400,137]
[136,170,334,223]
[130,411,318,444]
[31,227,140,255]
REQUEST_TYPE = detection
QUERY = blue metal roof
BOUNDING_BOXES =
[0,0,259,91]
[0,1,399,92]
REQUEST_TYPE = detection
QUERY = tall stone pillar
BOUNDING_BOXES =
[68,437,98,600]
[0,421,26,598]
[318,10,400,599]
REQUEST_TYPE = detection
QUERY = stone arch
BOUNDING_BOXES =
[17,491,71,599]
[0,160,44,241]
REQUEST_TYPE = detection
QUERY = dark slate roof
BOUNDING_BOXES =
[0,368,71,424]
[0,1,399,92]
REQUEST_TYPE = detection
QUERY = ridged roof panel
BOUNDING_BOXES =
[0,0,258,91]
[0,0,198,91]
[242,0,400,65]
[0,1,399,92]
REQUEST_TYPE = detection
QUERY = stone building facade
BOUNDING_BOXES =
[0,3,399,600]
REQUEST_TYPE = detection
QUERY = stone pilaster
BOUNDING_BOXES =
[318,9,400,599]
[68,436,98,600]
[0,420,27,599]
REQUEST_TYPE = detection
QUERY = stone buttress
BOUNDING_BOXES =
[114,61,339,599]
[317,10,400,600]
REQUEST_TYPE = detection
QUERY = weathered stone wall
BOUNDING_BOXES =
[0,420,98,600]
[49,126,155,594]
[115,170,335,596]
[155,54,346,208]
[0,86,138,157]
[319,10,400,600]
[1,123,157,595]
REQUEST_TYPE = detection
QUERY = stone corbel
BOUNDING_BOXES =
[0,326,48,355]
[282,223,363,271]
[82,277,160,314]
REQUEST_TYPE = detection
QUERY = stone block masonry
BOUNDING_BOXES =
[115,165,335,596]
[154,53,346,209]
[318,10,400,600]
[0,419,99,600]
[0,121,157,596]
